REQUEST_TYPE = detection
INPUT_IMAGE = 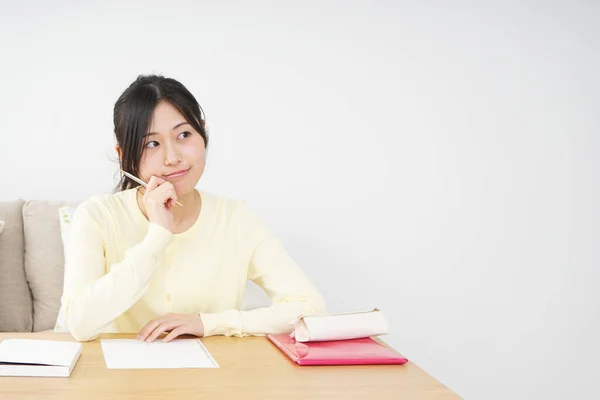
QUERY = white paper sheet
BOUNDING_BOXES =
[100,339,219,369]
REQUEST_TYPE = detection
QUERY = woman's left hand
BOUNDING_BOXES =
[137,313,205,343]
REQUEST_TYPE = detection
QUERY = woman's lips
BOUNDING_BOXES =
[164,168,190,179]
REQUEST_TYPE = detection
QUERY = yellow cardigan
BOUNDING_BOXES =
[57,189,325,341]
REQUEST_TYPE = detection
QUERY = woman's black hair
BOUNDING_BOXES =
[113,74,208,192]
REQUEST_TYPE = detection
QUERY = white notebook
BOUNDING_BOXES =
[0,339,83,377]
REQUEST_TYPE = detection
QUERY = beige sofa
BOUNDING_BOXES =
[0,199,272,333]
[0,199,72,332]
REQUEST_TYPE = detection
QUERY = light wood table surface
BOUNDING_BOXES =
[0,332,461,399]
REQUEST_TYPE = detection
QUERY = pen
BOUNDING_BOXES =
[120,169,184,207]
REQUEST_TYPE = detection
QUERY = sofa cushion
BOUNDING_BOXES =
[22,201,72,332]
[0,200,33,332]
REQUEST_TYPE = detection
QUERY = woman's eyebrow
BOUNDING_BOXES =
[171,121,190,130]
[145,122,190,136]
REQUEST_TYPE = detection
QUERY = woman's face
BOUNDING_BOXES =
[137,101,206,196]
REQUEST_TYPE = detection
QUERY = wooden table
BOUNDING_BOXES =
[0,332,461,399]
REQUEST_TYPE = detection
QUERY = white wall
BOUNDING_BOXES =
[1,1,599,398]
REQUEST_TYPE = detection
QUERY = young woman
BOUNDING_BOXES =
[57,75,326,342]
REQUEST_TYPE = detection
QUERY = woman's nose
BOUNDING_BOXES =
[163,142,182,166]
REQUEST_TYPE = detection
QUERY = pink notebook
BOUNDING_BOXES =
[267,334,409,366]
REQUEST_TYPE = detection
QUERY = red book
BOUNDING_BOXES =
[267,334,409,366]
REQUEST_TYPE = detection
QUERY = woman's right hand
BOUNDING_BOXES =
[142,176,178,232]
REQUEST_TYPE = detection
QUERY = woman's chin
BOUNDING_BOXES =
[173,180,200,197]
[174,184,195,197]
[168,171,202,197]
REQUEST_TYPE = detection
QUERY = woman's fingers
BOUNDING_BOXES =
[137,316,168,341]
[146,175,166,191]
[142,176,178,231]
[137,314,205,343]
[162,326,188,343]
[146,320,183,343]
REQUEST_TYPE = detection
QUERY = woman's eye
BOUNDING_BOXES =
[178,131,191,139]
[145,141,159,148]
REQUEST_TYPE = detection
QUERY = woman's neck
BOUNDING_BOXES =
[136,187,202,232]
[171,189,201,226]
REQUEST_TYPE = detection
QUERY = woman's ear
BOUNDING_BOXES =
[115,145,122,164]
